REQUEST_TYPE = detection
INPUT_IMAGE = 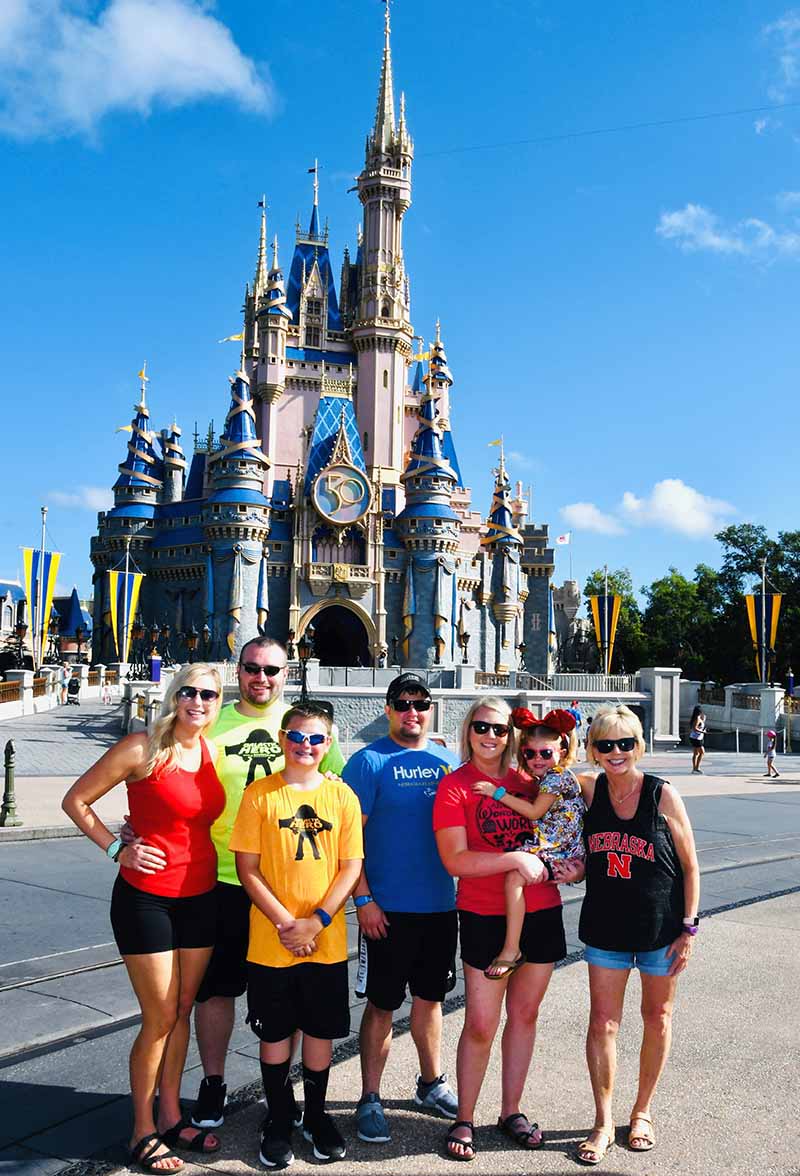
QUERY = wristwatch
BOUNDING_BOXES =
[354,894,374,909]
[682,916,699,936]
[105,837,123,862]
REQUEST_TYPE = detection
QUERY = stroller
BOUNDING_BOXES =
[66,675,81,706]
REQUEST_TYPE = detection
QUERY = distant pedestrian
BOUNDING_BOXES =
[765,730,780,778]
[567,699,582,729]
[688,705,706,774]
[60,662,71,706]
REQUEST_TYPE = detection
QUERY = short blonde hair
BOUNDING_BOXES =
[145,663,222,776]
[459,696,516,773]
[587,704,645,764]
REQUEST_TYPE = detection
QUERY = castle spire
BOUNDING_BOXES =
[308,161,321,237]
[371,0,396,153]
[114,369,163,500]
[482,441,523,549]
[254,197,268,297]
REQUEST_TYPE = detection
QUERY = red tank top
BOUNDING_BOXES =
[120,737,225,898]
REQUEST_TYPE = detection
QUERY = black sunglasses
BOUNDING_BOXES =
[593,737,637,754]
[470,720,510,737]
[240,662,285,677]
[391,698,432,712]
[177,686,219,702]
[521,747,555,761]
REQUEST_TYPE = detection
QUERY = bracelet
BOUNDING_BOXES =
[492,786,507,801]
[314,907,332,928]
[682,923,699,936]
[353,894,374,909]
[106,837,123,862]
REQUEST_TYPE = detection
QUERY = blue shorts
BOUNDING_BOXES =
[583,944,673,976]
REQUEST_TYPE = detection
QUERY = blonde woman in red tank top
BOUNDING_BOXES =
[63,664,225,1172]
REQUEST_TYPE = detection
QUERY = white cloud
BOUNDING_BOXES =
[0,0,274,140]
[754,118,768,134]
[656,202,800,259]
[560,502,625,536]
[763,10,800,102]
[49,486,114,511]
[507,449,536,471]
[619,479,735,538]
[776,189,800,211]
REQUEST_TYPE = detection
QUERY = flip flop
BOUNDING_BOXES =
[628,1113,655,1152]
[160,1119,220,1154]
[576,1126,615,1165]
[483,953,524,980]
[445,1120,475,1162]
[129,1133,184,1172]
[497,1113,544,1149]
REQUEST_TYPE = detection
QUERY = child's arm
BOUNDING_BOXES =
[236,851,295,929]
[472,777,558,821]
[277,857,362,951]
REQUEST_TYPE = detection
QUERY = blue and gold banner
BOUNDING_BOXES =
[745,593,782,681]
[22,547,62,668]
[108,570,144,662]
[589,594,622,674]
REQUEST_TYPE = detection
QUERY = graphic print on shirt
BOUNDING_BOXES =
[475,795,539,852]
[279,804,334,861]
[587,830,655,877]
[224,728,282,785]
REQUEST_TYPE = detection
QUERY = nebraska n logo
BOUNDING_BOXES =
[607,852,632,879]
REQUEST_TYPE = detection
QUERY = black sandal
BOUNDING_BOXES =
[129,1132,183,1172]
[160,1119,220,1154]
[445,1120,476,1162]
[497,1112,544,1149]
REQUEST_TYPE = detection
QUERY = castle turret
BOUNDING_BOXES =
[426,320,463,487]
[481,445,524,673]
[286,168,342,350]
[159,420,186,504]
[255,234,292,493]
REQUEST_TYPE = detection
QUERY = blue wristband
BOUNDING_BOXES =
[354,894,374,908]
[492,786,507,801]
[314,907,332,928]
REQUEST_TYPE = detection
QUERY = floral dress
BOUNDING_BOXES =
[531,767,586,862]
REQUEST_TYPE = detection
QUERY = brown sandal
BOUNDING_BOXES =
[576,1126,615,1166]
[483,953,524,980]
[628,1112,655,1152]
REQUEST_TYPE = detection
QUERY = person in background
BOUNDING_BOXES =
[765,730,780,778]
[688,705,706,774]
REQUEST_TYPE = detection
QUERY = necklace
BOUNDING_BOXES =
[608,776,642,806]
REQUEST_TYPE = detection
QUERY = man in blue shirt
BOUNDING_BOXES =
[343,673,460,1144]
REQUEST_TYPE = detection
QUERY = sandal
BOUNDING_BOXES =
[445,1120,476,1162]
[628,1112,655,1152]
[484,953,524,980]
[160,1119,221,1154]
[129,1133,184,1172]
[497,1112,544,1149]
[576,1126,615,1166]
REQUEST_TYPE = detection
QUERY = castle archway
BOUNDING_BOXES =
[299,600,374,667]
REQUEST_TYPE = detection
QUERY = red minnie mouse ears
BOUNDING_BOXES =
[511,707,577,735]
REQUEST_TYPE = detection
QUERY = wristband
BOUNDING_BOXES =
[314,907,332,928]
[106,837,123,862]
[354,894,374,908]
[682,924,699,936]
[492,786,507,801]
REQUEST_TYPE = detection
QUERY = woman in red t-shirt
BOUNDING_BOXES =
[433,697,566,1162]
[63,664,225,1172]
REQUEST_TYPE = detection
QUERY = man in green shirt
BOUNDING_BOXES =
[191,636,344,1131]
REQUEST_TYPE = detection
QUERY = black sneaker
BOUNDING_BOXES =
[263,1087,303,1129]
[259,1117,294,1170]
[191,1075,226,1128]
[303,1112,346,1162]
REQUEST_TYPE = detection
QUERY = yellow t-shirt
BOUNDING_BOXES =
[229,773,363,968]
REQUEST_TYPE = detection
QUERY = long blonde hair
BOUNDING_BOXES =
[145,663,222,776]
[459,696,516,773]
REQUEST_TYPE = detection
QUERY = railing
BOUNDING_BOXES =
[88,670,100,687]
[0,682,21,704]
[106,671,118,685]
[732,691,760,711]
[699,686,726,705]
[32,676,48,698]
[785,697,800,713]
[516,672,641,694]
[135,694,146,720]
[476,672,510,688]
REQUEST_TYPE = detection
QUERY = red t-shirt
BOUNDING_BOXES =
[120,738,225,898]
[432,761,562,917]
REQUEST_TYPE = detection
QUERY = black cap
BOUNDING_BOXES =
[386,672,431,704]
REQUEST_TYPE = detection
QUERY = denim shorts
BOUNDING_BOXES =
[583,944,674,976]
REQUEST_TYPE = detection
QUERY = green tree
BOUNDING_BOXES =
[642,565,724,679]
[583,568,649,673]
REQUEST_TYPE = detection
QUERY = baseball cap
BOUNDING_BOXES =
[386,672,431,704]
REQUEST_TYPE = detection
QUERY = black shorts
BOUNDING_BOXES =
[246,961,350,1042]
[364,910,458,1011]
[458,905,567,972]
[110,875,218,955]
[195,881,252,1003]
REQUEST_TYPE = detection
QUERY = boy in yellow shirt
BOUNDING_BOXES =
[231,703,362,1169]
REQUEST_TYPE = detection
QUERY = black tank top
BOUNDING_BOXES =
[578,773,684,952]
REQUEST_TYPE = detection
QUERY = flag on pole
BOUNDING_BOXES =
[137,365,149,382]
[412,351,430,361]
[745,593,782,680]
[22,547,62,669]
[589,594,622,674]
[487,439,502,447]
[218,332,244,343]
[115,424,133,433]
[555,532,571,545]
[108,570,144,662]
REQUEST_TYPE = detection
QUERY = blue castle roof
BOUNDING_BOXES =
[482,454,522,547]
[114,389,163,495]
[286,191,342,332]
[303,395,366,497]
[401,388,457,484]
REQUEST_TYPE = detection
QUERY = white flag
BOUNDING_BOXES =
[555,532,571,545]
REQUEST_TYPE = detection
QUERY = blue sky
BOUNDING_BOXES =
[2,0,799,609]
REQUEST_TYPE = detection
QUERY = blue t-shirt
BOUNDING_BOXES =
[342,736,460,913]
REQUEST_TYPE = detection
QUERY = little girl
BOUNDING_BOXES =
[765,730,780,778]
[473,707,586,979]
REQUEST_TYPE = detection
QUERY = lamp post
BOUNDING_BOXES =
[185,625,199,664]
[787,665,794,754]
[287,629,296,661]
[459,631,471,665]
[14,621,27,669]
[517,641,527,670]
[391,635,399,665]
[75,623,85,665]
[160,622,174,668]
[297,629,313,704]
[47,614,60,662]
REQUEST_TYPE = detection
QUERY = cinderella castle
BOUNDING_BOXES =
[90,10,555,672]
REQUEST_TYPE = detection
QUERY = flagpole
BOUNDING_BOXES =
[123,538,131,666]
[36,506,47,670]
[761,557,767,685]
[603,564,609,676]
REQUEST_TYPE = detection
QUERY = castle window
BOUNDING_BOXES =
[184,547,191,555]
[381,302,391,317]
[363,431,369,452]
[306,299,322,317]
[382,370,388,388]
[273,542,283,551]
[304,326,321,348]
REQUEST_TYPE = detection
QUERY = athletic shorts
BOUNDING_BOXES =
[583,944,674,976]
[363,910,458,1011]
[195,881,252,1003]
[246,960,350,1042]
[458,906,566,972]
[110,875,218,955]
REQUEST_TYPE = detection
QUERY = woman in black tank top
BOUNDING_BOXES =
[554,705,699,1166]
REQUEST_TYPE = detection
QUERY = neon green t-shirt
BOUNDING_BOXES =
[209,700,345,885]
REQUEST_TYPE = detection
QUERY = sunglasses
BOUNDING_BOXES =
[177,686,219,702]
[470,720,510,737]
[593,737,637,754]
[391,698,432,712]
[240,662,285,677]
[521,747,555,761]
[281,729,327,746]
